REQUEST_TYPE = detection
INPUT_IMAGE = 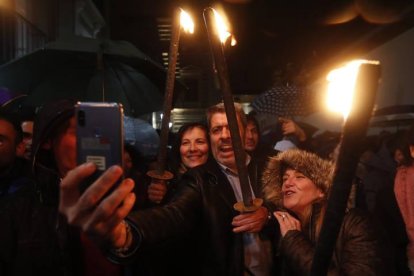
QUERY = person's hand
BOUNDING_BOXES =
[279,118,306,142]
[232,206,269,233]
[59,162,136,248]
[274,211,301,237]
[148,179,168,204]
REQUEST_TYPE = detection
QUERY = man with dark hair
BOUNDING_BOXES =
[59,102,277,275]
[0,109,28,196]
[244,113,260,154]
[0,109,36,275]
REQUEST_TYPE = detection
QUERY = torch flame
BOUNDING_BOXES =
[231,36,237,46]
[180,9,194,34]
[212,9,233,45]
[326,59,379,120]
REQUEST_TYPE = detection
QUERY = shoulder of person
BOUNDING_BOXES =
[341,208,378,236]
[181,159,222,184]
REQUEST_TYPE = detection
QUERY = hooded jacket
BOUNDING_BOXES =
[31,99,75,205]
[262,149,388,275]
[0,100,83,275]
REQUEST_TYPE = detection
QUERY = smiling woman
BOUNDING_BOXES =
[171,122,210,176]
[262,149,391,275]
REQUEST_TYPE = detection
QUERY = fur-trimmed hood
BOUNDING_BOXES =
[262,149,334,206]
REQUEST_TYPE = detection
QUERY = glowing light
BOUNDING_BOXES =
[326,59,379,120]
[180,9,194,34]
[231,36,237,46]
[212,9,233,44]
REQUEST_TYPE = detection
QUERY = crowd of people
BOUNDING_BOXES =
[0,99,413,276]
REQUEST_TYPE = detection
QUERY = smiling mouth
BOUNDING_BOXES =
[219,146,233,153]
[284,191,295,197]
[187,155,202,160]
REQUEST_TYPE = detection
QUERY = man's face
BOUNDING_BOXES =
[52,116,77,177]
[209,112,245,171]
[21,121,34,159]
[0,119,18,173]
[244,121,259,152]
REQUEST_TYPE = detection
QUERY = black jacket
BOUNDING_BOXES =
[279,208,387,276]
[0,158,76,275]
[126,158,277,275]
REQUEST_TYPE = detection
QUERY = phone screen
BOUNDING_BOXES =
[76,102,124,192]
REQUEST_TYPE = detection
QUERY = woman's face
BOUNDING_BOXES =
[281,168,324,218]
[180,127,209,169]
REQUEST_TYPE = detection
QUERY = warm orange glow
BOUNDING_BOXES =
[326,59,380,120]
[180,9,194,34]
[212,8,234,45]
[231,36,237,46]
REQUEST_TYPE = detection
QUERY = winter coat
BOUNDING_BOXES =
[279,207,386,275]
[121,157,277,276]
[0,159,75,275]
[360,145,409,275]
[394,165,414,267]
[262,149,388,275]
[0,157,32,197]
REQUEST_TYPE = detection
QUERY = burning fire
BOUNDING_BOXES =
[326,59,379,120]
[180,9,194,34]
[211,8,237,46]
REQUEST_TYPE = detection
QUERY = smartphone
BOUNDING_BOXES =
[76,102,124,193]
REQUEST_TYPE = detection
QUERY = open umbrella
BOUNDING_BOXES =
[123,116,159,158]
[370,105,414,127]
[0,38,182,116]
[368,104,414,134]
[251,84,317,117]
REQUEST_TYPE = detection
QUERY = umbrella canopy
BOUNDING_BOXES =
[0,39,180,117]
[251,85,317,117]
[124,116,159,158]
[368,105,414,134]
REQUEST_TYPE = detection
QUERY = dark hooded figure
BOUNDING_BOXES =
[262,149,391,275]
[31,99,77,205]
[0,109,31,197]
[0,100,76,275]
[0,110,36,275]
[30,99,124,276]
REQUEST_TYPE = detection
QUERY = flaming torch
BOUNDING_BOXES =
[203,7,261,212]
[147,8,194,182]
[310,60,381,275]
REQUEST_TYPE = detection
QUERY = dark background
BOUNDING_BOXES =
[99,0,414,94]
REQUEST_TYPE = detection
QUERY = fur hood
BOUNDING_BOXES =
[262,149,334,206]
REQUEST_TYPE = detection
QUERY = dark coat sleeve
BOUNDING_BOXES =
[280,209,384,276]
[127,170,204,251]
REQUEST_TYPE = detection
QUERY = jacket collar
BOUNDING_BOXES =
[203,158,260,210]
